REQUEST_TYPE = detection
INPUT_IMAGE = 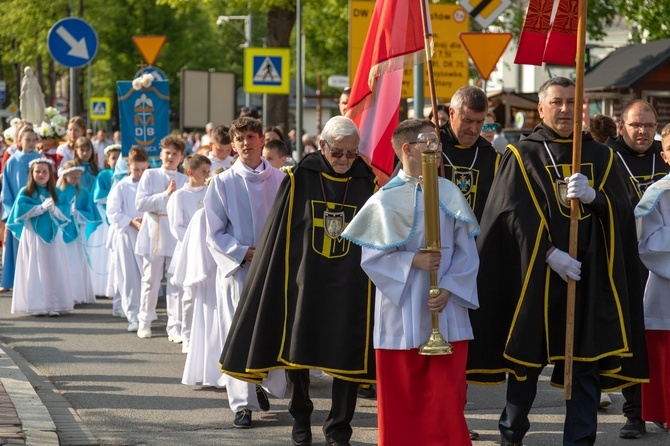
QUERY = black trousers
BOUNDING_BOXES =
[287,369,359,443]
[499,361,601,446]
[622,383,642,420]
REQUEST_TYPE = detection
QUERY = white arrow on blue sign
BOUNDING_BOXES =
[47,17,98,69]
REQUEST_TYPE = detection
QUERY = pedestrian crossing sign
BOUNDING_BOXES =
[244,47,290,94]
[90,96,111,120]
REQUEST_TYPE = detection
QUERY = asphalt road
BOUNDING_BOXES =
[0,294,667,445]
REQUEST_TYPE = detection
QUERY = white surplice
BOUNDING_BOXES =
[175,208,225,387]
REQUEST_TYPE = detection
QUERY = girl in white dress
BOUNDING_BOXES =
[57,160,98,305]
[9,158,73,316]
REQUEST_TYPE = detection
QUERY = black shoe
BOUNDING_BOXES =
[619,418,646,439]
[469,428,480,440]
[256,385,270,412]
[357,384,376,399]
[500,434,523,446]
[291,422,312,446]
[326,441,351,446]
[233,409,252,428]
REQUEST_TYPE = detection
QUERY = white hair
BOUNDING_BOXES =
[320,116,360,144]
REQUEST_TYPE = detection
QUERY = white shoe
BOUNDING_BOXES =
[600,392,611,409]
[181,338,190,354]
[48,311,59,317]
[137,324,152,338]
[168,330,183,344]
[127,322,139,332]
[112,308,125,318]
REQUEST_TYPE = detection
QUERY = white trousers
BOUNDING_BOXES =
[138,254,181,333]
[115,231,142,323]
[225,370,287,413]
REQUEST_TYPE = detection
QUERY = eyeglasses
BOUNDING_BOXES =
[624,122,656,130]
[482,123,499,132]
[324,141,358,159]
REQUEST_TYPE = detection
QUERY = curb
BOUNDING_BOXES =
[0,343,58,446]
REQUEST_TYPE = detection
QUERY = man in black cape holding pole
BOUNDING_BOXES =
[466,77,648,446]
[220,116,376,446]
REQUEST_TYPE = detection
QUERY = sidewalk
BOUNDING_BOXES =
[0,339,59,446]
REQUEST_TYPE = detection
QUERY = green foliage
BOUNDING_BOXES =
[615,0,670,41]
[2,0,668,127]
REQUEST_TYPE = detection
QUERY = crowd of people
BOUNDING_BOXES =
[0,77,669,446]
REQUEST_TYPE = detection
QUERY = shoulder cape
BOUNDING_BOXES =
[342,170,479,250]
[59,185,101,244]
[7,186,66,243]
[634,175,670,218]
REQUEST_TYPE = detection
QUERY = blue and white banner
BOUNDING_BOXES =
[117,80,170,156]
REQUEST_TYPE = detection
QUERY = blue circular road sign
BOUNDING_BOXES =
[47,17,98,69]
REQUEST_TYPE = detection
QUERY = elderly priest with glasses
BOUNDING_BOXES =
[220,116,377,446]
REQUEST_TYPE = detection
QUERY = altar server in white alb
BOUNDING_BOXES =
[176,206,226,387]
[204,117,286,429]
[107,147,150,332]
[8,158,73,316]
[167,153,211,352]
[342,119,480,446]
[135,135,188,340]
[634,123,670,432]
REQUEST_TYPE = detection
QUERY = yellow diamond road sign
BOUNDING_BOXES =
[90,97,111,120]
[244,47,290,95]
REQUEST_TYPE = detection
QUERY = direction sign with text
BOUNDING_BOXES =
[350,2,469,101]
[47,17,98,68]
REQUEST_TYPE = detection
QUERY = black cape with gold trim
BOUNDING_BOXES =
[440,120,501,222]
[220,152,377,383]
[466,123,648,391]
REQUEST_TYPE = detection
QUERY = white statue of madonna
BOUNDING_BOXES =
[20,66,46,125]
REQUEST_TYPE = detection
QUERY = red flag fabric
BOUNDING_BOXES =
[514,0,554,66]
[543,0,579,65]
[347,0,429,180]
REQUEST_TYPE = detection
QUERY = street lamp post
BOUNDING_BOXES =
[217,14,252,108]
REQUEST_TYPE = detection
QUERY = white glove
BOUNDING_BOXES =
[546,248,581,282]
[41,197,54,211]
[565,173,596,204]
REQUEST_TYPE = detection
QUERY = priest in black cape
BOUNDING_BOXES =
[466,77,648,446]
[606,99,665,438]
[220,116,377,446]
[439,85,501,223]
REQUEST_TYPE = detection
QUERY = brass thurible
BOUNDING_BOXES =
[417,133,453,356]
